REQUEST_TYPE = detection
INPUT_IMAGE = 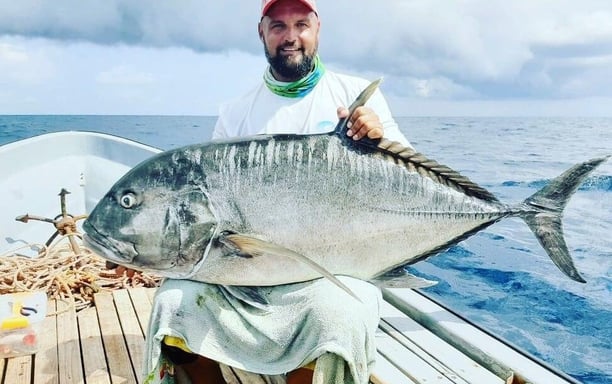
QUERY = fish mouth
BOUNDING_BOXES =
[82,223,137,265]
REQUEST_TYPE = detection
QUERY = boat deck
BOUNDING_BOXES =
[1,288,153,384]
[0,287,571,384]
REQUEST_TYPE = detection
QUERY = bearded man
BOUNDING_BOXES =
[143,1,411,383]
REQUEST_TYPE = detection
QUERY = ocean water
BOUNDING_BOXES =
[1,115,611,383]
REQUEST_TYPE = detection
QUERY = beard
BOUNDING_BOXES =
[264,43,317,81]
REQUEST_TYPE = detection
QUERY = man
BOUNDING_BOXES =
[143,1,411,383]
[214,0,409,145]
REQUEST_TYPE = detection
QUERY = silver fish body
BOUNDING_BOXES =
[83,80,607,287]
[83,129,606,286]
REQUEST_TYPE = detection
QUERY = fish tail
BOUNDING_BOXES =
[520,156,609,283]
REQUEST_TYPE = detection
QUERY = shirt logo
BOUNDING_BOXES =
[316,120,335,132]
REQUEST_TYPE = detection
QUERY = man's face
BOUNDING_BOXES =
[259,0,320,82]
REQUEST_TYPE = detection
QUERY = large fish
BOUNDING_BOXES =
[83,81,607,294]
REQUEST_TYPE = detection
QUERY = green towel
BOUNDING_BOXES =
[143,276,381,384]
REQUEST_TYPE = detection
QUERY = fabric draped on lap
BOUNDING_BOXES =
[143,277,381,384]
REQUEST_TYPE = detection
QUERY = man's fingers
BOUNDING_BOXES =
[337,105,384,140]
[349,108,383,140]
[337,106,349,119]
[366,127,384,139]
[116,265,137,278]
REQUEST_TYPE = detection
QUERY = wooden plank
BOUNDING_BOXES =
[370,351,418,384]
[33,298,59,384]
[126,288,153,334]
[77,305,111,384]
[95,291,138,384]
[380,301,503,384]
[375,326,455,384]
[145,288,156,303]
[0,286,522,384]
[3,355,32,384]
[56,298,84,384]
[112,289,146,384]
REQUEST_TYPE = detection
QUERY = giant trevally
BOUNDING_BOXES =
[82,80,608,294]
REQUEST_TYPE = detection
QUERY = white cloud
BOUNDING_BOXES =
[385,76,479,99]
[0,42,28,62]
[0,38,56,84]
[387,95,612,117]
[1,0,612,115]
[96,66,155,86]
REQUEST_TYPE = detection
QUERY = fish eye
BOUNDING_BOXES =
[119,192,139,209]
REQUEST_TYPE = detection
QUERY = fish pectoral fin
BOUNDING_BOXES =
[370,267,438,289]
[219,232,361,302]
[217,230,262,258]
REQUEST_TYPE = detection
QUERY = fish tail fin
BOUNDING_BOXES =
[520,156,609,283]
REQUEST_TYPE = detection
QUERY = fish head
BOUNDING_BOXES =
[83,147,217,278]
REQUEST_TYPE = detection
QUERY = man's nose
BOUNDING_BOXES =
[284,27,299,42]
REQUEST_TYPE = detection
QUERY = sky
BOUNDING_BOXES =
[1,0,612,116]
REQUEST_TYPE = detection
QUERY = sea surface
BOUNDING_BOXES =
[1,115,611,383]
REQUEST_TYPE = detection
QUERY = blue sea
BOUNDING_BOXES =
[1,115,611,383]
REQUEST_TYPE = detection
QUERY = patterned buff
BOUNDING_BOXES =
[263,55,325,98]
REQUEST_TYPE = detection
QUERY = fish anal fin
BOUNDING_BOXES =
[371,267,438,289]
[223,285,270,308]
[219,232,362,301]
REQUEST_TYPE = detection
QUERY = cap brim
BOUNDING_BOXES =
[262,0,317,17]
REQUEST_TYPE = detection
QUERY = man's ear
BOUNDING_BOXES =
[258,22,264,42]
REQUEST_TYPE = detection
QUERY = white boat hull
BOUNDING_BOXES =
[0,131,160,257]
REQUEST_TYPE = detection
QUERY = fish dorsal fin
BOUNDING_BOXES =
[334,79,499,202]
[334,79,382,137]
[375,139,500,202]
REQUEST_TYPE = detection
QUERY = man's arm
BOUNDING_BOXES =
[212,115,228,140]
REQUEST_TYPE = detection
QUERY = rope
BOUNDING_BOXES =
[0,234,161,312]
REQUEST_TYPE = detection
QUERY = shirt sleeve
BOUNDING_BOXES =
[212,102,232,140]
[212,117,227,140]
[368,89,413,149]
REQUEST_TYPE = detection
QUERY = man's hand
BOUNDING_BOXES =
[337,106,384,141]
[106,261,137,278]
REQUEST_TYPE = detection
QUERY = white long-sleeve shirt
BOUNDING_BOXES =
[213,70,410,147]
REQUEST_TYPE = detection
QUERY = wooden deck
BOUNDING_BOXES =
[0,288,154,384]
[0,288,571,384]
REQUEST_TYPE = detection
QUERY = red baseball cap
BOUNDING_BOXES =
[261,0,318,17]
